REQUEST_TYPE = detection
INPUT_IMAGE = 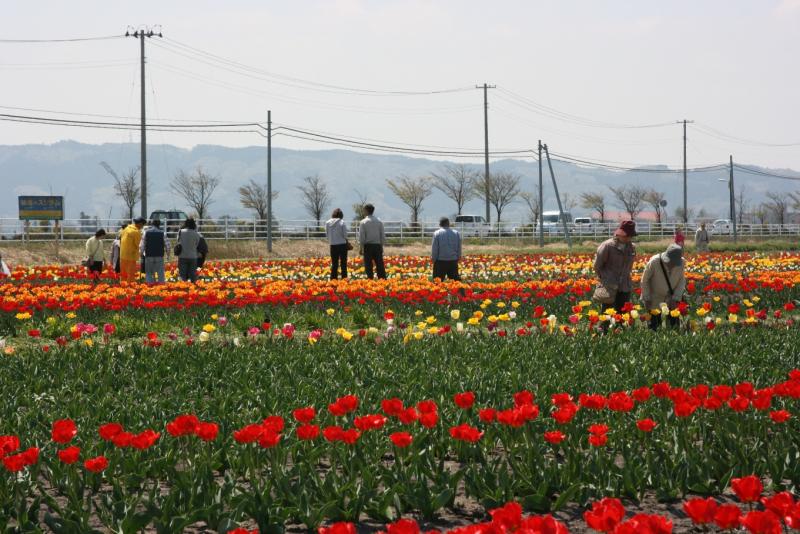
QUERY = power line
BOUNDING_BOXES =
[150,59,480,116]
[548,151,727,173]
[0,104,256,123]
[161,37,474,97]
[732,164,800,181]
[0,35,125,43]
[693,122,800,147]
[496,87,675,129]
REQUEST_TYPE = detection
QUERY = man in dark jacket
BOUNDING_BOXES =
[139,219,170,283]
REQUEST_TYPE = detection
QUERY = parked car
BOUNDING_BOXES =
[542,210,573,234]
[711,218,733,235]
[572,217,594,235]
[453,214,490,237]
[149,210,189,236]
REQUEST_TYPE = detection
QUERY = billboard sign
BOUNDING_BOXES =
[18,196,64,220]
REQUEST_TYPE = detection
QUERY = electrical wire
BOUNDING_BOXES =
[693,122,800,147]
[150,59,480,116]
[732,164,800,181]
[547,151,728,174]
[0,112,260,129]
[0,105,258,124]
[161,37,474,97]
[0,35,125,43]
[496,87,675,129]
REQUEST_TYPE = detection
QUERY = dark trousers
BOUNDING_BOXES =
[433,260,460,281]
[650,313,680,331]
[613,291,631,311]
[362,244,386,279]
[330,244,348,279]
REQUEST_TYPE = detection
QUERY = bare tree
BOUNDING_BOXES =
[765,191,789,225]
[643,189,666,223]
[297,175,332,226]
[608,185,647,220]
[238,179,279,222]
[735,186,749,224]
[171,167,221,222]
[487,171,521,224]
[754,204,769,225]
[560,192,578,213]
[431,164,477,215]
[674,206,696,222]
[520,187,542,225]
[789,191,800,211]
[351,189,369,222]
[386,175,433,224]
[580,191,606,222]
[100,162,140,221]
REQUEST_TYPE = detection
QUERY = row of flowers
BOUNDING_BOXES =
[311,479,800,534]
[4,252,800,283]
[4,370,798,474]
[5,297,797,354]
[1,252,799,316]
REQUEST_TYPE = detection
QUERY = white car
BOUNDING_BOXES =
[453,214,490,237]
[711,219,733,235]
[572,217,594,235]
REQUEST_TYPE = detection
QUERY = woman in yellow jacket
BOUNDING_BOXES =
[119,217,145,282]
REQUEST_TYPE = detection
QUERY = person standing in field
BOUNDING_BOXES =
[110,225,124,274]
[695,222,710,252]
[431,217,462,281]
[640,244,686,330]
[176,218,202,283]
[674,225,686,247]
[84,229,106,282]
[119,217,145,282]
[139,219,170,284]
[358,204,387,279]
[593,220,637,310]
[325,208,350,280]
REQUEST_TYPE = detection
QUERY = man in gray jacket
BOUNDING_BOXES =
[358,204,386,279]
[431,217,462,281]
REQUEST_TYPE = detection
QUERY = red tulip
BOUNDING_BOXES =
[731,475,763,502]
[84,455,109,473]
[51,419,77,444]
[683,497,718,525]
[390,432,413,448]
[583,497,625,532]
[714,504,741,529]
[57,446,81,465]
[454,391,476,409]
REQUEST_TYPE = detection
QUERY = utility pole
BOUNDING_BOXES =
[476,83,495,223]
[127,26,162,220]
[730,155,737,243]
[538,140,544,247]
[267,110,273,253]
[542,144,572,250]
[678,119,694,223]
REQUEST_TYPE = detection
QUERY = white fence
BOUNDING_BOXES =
[1,218,799,243]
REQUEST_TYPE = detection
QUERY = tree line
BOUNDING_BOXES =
[102,162,800,226]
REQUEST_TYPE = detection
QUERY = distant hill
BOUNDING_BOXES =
[0,140,797,224]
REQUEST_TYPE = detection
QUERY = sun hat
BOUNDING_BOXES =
[614,220,637,237]
[660,244,683,267]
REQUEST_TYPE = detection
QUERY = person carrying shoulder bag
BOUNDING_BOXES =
[176,218,201,283]
[640,244,686,330]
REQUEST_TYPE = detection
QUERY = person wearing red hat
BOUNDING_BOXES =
[593,220,637,310]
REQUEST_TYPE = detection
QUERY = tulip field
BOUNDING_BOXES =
[1,252,800,532]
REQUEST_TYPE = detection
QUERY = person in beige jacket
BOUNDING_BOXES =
[640,244,686,330]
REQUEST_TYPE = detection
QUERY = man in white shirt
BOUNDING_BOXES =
[431,217,462,281]
[358,203,386,279]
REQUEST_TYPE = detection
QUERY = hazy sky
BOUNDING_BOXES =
[2,0,799,171]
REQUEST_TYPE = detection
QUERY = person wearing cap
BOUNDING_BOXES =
[594,220,637,310]
[640,244,686,330]
[695,222,710,252]
[431,216,462,281]
[119,217,146,282]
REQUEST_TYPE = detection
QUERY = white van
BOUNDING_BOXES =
[454,214,490,237]
[542,211,573,234]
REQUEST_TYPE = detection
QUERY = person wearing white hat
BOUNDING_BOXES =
[640,244,686,330]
